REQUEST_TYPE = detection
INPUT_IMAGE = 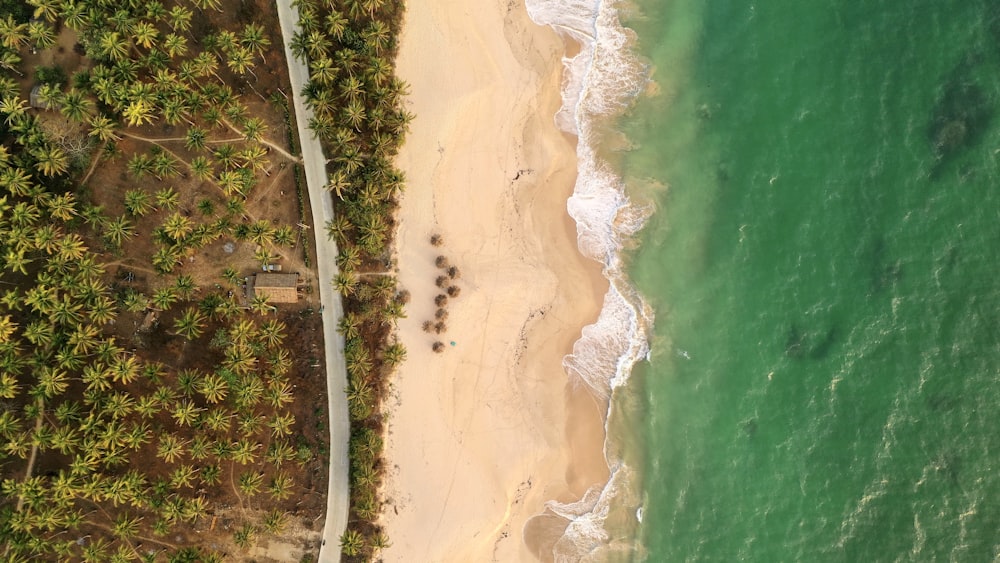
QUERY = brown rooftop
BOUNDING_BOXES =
[249,273,300,303]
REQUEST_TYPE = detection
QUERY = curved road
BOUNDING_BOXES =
[275,2,350,560]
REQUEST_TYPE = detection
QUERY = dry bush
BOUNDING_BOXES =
[447,266,460,279]
[422,321,434,333]
[432,341,445,353]
[430,233,443,246]
[446,286,461,298]
[435,275,450,288]
[435,308,448,320]
[395,289,411,305]
[435,255,449,268]
[434,294,448,307]
[434,322,448,334]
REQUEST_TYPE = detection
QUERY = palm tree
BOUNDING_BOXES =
[104,215,136,247]
[248,294,274,315]
[233,523,256,549]
[110,353,141,385]
[226,46,256,76]
[231,439,260,464]
[162,212,194,241]
[331,271,356,295]
[174,275,197,299]
[267,413,295,438]
[60,1,87,29]
[170,464,198,489]
[364,20,391,54]
[0,49,21,76]
[164,33,188,58]
[196,372,228,404]
[310,56,338,85]
[190,155,214,181]
[32,145,69,177]
[307,112,335,139]
[238,471,264,496]
[203,407,232,432]
[268,471,294,500]
[346,378,374,420]
[303,29,329,60]
[324,10,348,40]
[89,295,118,325]
[167,5,192,32]
[173,308,206,340]
[265,379,294,408]
[99,30,131,61]
[0,166,33,196]
[240,144,268,172]
[46,192,77,221]
[157,433,186,463]
[184,126,208,151]
[127,153,153,180]
[133,21,158,49]
[29,0,60,21]
[340,529,365,557]
[383,343,407,367]
[240,23,270,61]
[152,152,179,179]
[152,246,183,273]
[0,15,27,49]
[199,464,222,486]
[342,99,367,130]
[123,98,156,127]
[135,395,160,419]
[88,114,120,142]
[171,400,202,427]
[151,286,179,311]
[155,187,181,211]
[336,145,364,176]
[124,190,154,216]
[59,89,91,122]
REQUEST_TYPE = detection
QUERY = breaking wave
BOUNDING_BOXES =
[526,0,652,559]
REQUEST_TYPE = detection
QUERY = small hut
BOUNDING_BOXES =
[249,273,300,303]
[29,85,54,110]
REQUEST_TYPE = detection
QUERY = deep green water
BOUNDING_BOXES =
[620,1,1000,560]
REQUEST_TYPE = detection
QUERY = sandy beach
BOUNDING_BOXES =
[382,0,610,560]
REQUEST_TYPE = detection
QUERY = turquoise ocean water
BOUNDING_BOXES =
[529,0,1000,560]
[617,0,1000,561]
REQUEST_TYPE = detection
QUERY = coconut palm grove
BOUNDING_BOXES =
[0,0,408,558]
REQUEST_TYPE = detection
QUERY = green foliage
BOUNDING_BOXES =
[340,529,365,557]
[34,64,66,87]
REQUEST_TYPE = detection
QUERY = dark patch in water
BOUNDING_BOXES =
[927,61,994,176]
[927,392,959,412]
[785,323,840,360]
[809,327,839,360]
[933,453,962,487]
[987,4,1000,57]
[940,245,960,274]
[742,419,758,438]
[785,324,806,359]
[868,237,902,294]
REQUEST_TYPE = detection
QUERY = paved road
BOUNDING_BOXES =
[274,2,350,560]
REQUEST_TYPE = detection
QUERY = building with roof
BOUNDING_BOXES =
[248,273,300,303]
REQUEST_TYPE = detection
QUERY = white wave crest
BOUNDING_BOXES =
[526,0,653,559]
[547,463,641,562]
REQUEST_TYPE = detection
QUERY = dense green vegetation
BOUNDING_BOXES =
[290,0,411,559]
[0,0,332,558]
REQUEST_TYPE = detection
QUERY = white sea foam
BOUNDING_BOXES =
[526,0,653,559]
[548,463,634,562]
